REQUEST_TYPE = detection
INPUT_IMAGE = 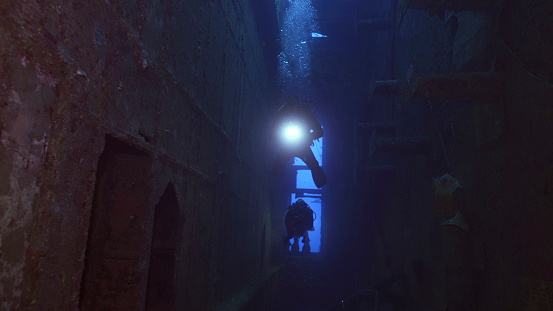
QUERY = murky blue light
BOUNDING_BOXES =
[290,193,321,253]
[279,0,323,255]
[278,0,318,95]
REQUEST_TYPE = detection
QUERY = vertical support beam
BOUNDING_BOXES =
[367,73,377,103]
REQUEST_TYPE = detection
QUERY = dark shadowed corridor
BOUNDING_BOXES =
[1,0,552,310]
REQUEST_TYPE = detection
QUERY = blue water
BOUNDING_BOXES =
[290,193,321,253]
[278,0,318,95]
[279,0,323,254]
[291,139,323,253]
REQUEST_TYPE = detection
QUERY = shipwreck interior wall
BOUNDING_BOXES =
[1,0,553,310]
[274,0,553,310]
[0,0,278,310]
[80,135,155,311]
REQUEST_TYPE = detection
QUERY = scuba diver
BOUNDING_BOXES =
[284,199,316,253]
[271,96,327,188]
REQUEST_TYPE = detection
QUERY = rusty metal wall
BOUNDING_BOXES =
[0,0,277,310]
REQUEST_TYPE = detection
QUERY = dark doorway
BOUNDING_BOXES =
[79,135,153,310]
[145,184,181,311]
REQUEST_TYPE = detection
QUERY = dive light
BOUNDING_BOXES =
[280,121,305,146]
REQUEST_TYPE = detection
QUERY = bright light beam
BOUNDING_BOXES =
[281,123,304,145]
